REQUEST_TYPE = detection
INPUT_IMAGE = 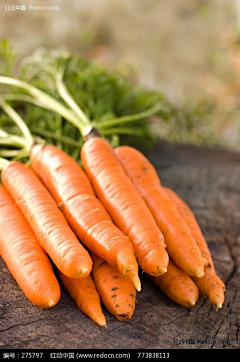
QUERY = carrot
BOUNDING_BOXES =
[90,251,137,321]
[192,267,225,310]
[148,259,199,307]
[0,184,61,308]
[1,160,92,279]
[81,136,169,277]
[164,187,214,270]
[58,269,106,327]
[114,145,204,278]
[163,188,225,309]
[30,143,141,291]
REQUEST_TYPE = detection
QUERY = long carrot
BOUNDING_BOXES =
[1,160,92,279]
[81,136,169,277]
[90,251,137,321]
[58,269,106,327]
[192,267,225,310]
[164,187,214,270]
[148,259,199,308]
[114,145,204,278]
[0,184,61,308]
[30,143,141,291]
[163,187,225,309]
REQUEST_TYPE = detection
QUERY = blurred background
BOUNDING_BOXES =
[1,0,240,150]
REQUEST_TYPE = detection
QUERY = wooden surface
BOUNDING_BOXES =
[0,141,239,350]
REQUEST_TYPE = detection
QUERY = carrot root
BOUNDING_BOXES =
[91,251,137,322]
[0,185,61,308]
[58,270,106,327]
[116,250,141,292]
[81,137,169,277]
[192,267,225,310]
[114,145,204,279]
[1,161,92,280]
[149,259,199,308]
[30,144,141,289]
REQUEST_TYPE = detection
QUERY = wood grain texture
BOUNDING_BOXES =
[0,141,239,349]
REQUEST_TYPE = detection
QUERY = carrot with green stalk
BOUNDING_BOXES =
[0,184,61,308]
[0,73,169,278]
[0,102,92,281]
[0,100,141,291]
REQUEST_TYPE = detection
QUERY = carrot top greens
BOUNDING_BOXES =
[0,39,215,160]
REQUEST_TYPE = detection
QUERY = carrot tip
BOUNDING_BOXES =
[135,281,141,292]
[127,274,141,292]
[97,320,107,327]
[159,267,167,275]
[195,269,205,278]
[73,268,91,279]
[47,299,58,308]
[213,297,224,310]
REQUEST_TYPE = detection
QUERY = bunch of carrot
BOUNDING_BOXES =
[0,71,226,327]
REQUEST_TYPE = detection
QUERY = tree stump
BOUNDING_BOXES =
[0,141,239,350]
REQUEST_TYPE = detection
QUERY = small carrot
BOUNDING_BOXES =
[81,136,169,277]
[58,269,106,327]
[148,259,199,308]
[1,160,92,279]
[164,187,214,270]
[114,145,204,279]
[30,143,141,291]
[192,267,225,310]
[90,251,137,321]
[0,184,61,308]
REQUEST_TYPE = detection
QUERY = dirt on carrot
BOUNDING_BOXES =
[90,251,137,321]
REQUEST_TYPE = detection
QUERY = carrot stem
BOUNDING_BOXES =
[0,98,33,150]
[0,157,9,169]
[0,130,26,148]
[55,69,90,127]
[0,93,52,110]
[97,103,162,130]
[0,75,89,136]
[30,126,83,148]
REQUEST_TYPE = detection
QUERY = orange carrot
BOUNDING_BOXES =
[1,161,92,279]
[149,259,199,307]
[58,269,106,327]
[164,187,214,270]
[30,143,141,291]
[192,267,225,310]
[91,251,137,321]
[0,184,61,308]
[163,188,225,309]
[114,145,204,278]
[81,136,169,277]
